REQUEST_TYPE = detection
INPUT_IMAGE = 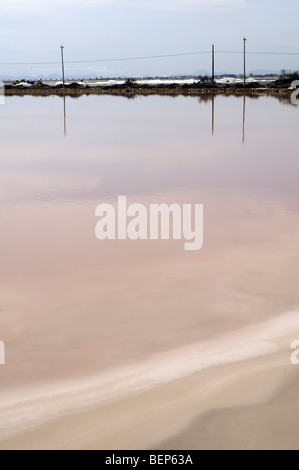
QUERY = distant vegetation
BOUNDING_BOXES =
[272,72,299,88]
[4,75,296,98]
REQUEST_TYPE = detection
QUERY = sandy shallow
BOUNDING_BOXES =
[160,370,299,451]
[0,311,299,450]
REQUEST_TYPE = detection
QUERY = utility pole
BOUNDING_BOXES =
[212,44,215,85]
[60,46,65,89]
[243,37,247,87]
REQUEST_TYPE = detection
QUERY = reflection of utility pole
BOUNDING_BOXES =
[243,37,247,87]
[212,44,215,85]
[63,95,67,136]
[212,95,215,136]
[60,46,65,90]
[242,95,246,144]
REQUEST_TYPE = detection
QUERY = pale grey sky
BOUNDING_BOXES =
[0,0,298,78]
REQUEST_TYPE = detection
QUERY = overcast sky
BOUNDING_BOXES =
[0,0,298,78]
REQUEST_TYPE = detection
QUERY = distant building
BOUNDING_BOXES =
[281,70,287,76]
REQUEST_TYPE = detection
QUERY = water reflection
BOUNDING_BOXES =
[61,93,244,140]
[212,95,215,137]
[242,95,246,145]
[197,94,246,142]
[63,96,67,136]
[60,93,295,142]
[2,94,299,206]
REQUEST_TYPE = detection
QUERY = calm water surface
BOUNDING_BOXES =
[0,94,299,391]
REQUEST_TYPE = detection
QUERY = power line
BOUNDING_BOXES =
[218,51,299,55]
[65,51,212,63]
[0,49,299,66]
[0,51,211,66]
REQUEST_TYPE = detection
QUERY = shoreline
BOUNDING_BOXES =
[4,85,293,98]
[0,311,298,450]
[0,355,292,450]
